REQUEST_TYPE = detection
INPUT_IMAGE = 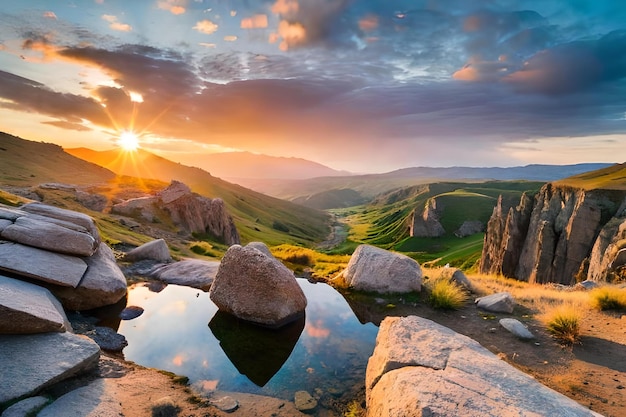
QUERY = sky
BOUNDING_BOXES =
[0,0,625,173]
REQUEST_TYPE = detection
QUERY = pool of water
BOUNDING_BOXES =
[116,279,379,401]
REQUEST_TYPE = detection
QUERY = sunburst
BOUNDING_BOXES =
[118,130,140,151]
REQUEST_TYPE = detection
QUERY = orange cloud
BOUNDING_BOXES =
[157,0,186,15]
[306,320,330,338]
[277,20,306,51]
[102,14,132,32]
[224,35,238,42]
[43,11,57,19]
[358,15,378,32]
[193,19,218,35]
[463,15,482,32]
[172,354,184,366]
[241,14,268,29]
[272,0,299,16]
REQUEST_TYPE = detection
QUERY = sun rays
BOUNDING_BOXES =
[117,130,140,151]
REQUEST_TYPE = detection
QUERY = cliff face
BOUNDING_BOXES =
[112,181,240,245]
[481,183,626,284]
[410,198,445,238]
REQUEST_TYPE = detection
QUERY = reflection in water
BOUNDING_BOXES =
[209,311,305,387]
[117,279,379,401]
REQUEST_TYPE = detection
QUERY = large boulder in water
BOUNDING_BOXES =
[209,244,307,328]
[332,244,422,294]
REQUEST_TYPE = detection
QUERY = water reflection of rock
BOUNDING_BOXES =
[341,293,385,326]
[209,311,305,387]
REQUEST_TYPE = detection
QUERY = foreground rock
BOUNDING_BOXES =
[366,316,602,417]
[148,259,220,291]
[0,275,70,334]
[209,244,307,328]
[475,292,515,313]
[499,318,535,340]
[123,238,171,262]
[38,379,122,417]
[333,244,422,293]
[0,332,100,404]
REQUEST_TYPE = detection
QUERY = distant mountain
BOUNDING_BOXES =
[65,147,331,246]
[189,151,350,180]
[0,132,115,186]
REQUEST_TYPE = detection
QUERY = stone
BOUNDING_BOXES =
[38,379,122,417]
[50,243,127,310]
[0,241,87,287]
[475,292,515,313]
[0,206,24,221]
[438,267,472,290]
[1,216,97,256]
[499,318,535,340]
[247,241,274,258]
[211,396,239,412]
[366,316,603,417]
[151,396,181,417]
[576,280,600,290]
[209,244,307,328]
[120,306,144,320]
[1,396,49,417]
[20,202,101,245]
[410,197,446,237]
[332,244,422,294]
[89,326,128,352]
[148,259,219,291]
[294,391,317,412]
[0,275,70,334]
[0,219,12,232]
[0,332,100,404]
[123,238,171,262]
[454,220,484,237]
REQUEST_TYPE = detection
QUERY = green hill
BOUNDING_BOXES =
[556,162,626,190]
[65,147,331,246]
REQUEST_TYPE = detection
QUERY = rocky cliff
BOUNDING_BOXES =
[112,181,240,245]
[410,197,445,237]
[481,183,626,284]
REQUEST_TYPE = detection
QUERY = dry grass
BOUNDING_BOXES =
[541,305,582,345]
[590,286,626,311]
[426,276,469,310]
[271,244,350,278]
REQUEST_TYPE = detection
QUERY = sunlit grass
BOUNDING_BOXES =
[590,287,626,311]
[542,305,582,345]
[271,244,350,278]
[425,276,469,310]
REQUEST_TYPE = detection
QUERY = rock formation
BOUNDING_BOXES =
[366,316,601,417]
[410,197,445,237]
[111,180,240,245]
[332,244,422,293]
[454,220,484,237]
[209,243,307,328]
[481,183,626,284]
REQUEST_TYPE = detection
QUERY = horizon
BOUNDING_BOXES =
[1,1,625,173]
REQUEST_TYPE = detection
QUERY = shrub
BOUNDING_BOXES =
[427,277,468,310]
[284,253,313,266]
[590,287,626,311]
[544,306,581,344]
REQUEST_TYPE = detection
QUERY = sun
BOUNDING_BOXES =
[118,131,140,151]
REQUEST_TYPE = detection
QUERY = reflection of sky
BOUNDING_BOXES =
[118,279,379,399]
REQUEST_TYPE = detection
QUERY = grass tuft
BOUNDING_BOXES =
[426,277,468,310]
[543,306,581,345]
[590,287,626,311]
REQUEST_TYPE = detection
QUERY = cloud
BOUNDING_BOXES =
[241,14,268,29]
[42,120,93,131]
[43,11,57,19]
[101,14,132,32]
[157,0,186,15]
[193,19,218,35]
[223,35,238,42]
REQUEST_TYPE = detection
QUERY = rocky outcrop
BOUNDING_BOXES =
[123,238,172,262]
[111,181,240,245]
[481,183,626,284]
[209,243,307,328]
[587,197,626,281]
[38,379,122,417]
[366,316,601,417]
[332,244,422,293]
[454,220,484,237]
[148,259,220,291]
[410,197,445,237]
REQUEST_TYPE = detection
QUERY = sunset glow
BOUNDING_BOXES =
[117,131,140,151]
[0,1,624,172]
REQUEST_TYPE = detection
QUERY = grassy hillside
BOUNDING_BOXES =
[65,147,331,246]
[556,163,626,190]
[0,132,115,185]
[337,181,544,269]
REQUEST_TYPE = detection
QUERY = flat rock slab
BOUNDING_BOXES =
[149,259,220,291]
[1,396,49,417]
[0,332,100,404]
[123,238,171,262]
[0,241,87,288]
[499,318,535,340]
[38,379,121,417]
[1,216,96,257]
[51,243,127,310]
[366,316,602,417]
[20,202,101,244]
[0,275,70,334]
[475,291,515,313]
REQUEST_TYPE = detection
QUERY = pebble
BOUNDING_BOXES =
[119,306,144,320]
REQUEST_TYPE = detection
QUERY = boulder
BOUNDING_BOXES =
[333,245,422,294]
[294,391,317,413]
[438,267,472,290]
[246,241,274,258]
[475,292,515,313]
[209,244,307,328]
[89,326,128,352]
[50,243,127,310]
[123,238,171,262]
[0,332,100,404]
[410,198,445,238]
[454,220,484,237]
[1,216,97,256]
[1,396,49,417]
[0,241,87,288]
[148,259,219,291]
[20,202,101,245]
[38,379,122,417]
[499,318,534,340]
[0,275,70,334]
[366,316,602,417]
